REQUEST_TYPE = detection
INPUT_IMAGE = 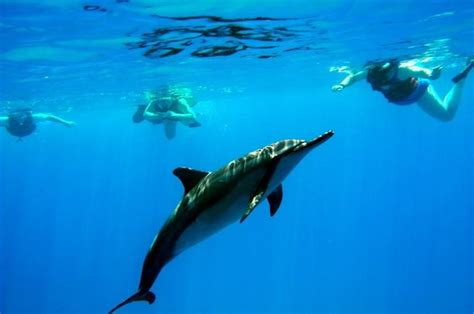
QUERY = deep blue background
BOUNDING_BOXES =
[1,1,473,314]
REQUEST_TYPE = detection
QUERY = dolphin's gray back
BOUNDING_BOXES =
[181,138,305,211]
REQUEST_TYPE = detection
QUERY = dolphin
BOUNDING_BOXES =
[109,130,334,313]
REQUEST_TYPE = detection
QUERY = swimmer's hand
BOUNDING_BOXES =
[65,121,76,127]
[331,84,345,92]
[152,112,167,119]
[159,112,172,119]
[430,66,442,80]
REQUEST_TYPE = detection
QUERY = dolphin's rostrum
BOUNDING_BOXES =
[109,130,334,313]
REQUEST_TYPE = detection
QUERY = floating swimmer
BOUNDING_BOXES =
[0,109,75,139]
[109,130,334,313]
[332,58,474,121]
[132,85,201,139]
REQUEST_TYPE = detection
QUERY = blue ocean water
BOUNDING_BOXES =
[0,1,473,314]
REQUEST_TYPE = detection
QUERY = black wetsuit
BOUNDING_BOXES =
[133,98,175,124]
[366,61,420,104]
[6,110,36,137]
[150,98,173,124]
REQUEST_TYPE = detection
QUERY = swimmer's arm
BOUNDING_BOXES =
[332,70,367,92]
[143,111,164,122]
[33,113,75,127]
[144,110,195,122]
[0,116,8,127]
[166,98,197,122]
[144,99,197,122]
[399,64,441,80]
[143,101,164,122]
[143,106,166,122]
[144,100,154,113]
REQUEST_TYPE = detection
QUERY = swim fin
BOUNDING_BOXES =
[132,105,147,123]
[189,121,201,128]
[452,60,474,83]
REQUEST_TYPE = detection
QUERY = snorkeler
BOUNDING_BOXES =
[332,58,474,121]
[132,85,201,139]
[0,109,75,138]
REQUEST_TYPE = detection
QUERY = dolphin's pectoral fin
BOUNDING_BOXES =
[240,191,264,223]
[173,167,210,195]
[240,159,280,223]
[268,184,283,217]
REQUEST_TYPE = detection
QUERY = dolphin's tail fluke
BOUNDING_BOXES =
[109,290,156,314]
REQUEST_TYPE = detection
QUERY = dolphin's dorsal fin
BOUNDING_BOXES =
[173,167,209,195]
[268,184,283,217]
